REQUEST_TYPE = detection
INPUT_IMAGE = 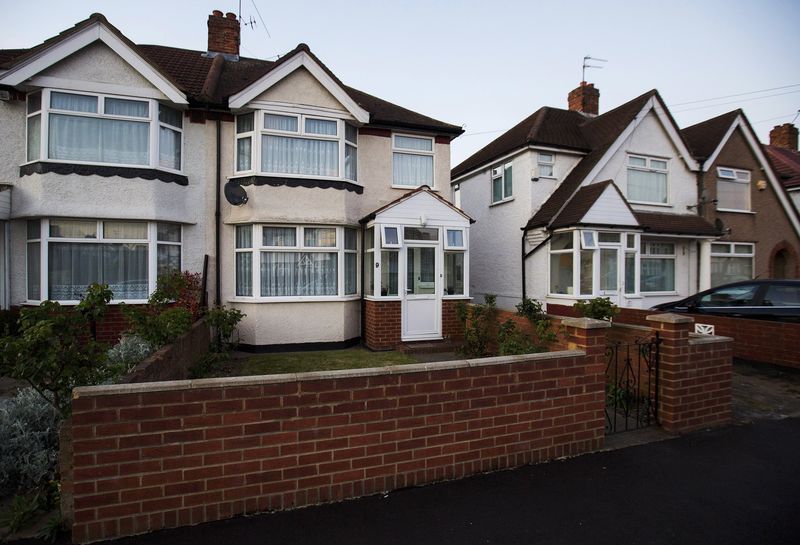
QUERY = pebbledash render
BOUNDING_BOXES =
[0,11,470,350]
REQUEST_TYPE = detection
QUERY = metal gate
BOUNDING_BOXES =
[604,332,661,435]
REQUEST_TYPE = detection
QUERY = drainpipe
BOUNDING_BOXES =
[215,117,222,306]
[360,226,366,343]
[695,159,706,294]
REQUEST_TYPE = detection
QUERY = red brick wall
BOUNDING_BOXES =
[94,306,133,344]
[67,347,606,543]
[442,299,468,343]
[363,299,401,350]
[120,319,210,384]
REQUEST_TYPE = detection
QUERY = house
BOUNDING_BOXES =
[681,112,800,284]
[452,82,720,313]
[765,123,800,212]
[0,10,469,350]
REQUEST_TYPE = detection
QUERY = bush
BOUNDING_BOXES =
[0,389,60,497]
[516,297,558,352]
[455,295,499,357]
[206,306,245,352]
[150,270,203,319]
[105,334,154,376]
[573,297,620,321]
[124,306,193,349]
[497,320,535,355]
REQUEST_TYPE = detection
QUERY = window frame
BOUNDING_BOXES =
[381,225,401,249]
[234,112,256,175]
[626,154,669,205]
[392,133,435,188]
[444,228,466,250]
[537,152,555,178]
[640,240,677,294]
[710,242,755,287]
[25,88,184,174]
[490,162,513,204]
[715,167,751,212]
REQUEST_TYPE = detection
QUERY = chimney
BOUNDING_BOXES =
[207,10,240,59]
[568,81,600,116]
[769,123,798,151]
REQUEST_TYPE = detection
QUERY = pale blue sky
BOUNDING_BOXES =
[3,0,799,165]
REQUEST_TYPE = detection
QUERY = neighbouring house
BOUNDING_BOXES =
[452,82,721,312]
[681,112,800,284]
[0,10,468,350]
[765,123,800,212]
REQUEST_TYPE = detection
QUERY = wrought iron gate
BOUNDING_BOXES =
[604,332,661,435]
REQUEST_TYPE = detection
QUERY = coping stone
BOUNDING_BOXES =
[646,313,695,324]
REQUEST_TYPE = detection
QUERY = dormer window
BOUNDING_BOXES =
[235,110,358,182]
[25,90,183,173]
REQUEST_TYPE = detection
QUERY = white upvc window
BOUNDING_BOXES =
[549,231,575,295]
[491,162,513,204]
[233,224,359,301]
[345,124,358,182]
[25,89,183,173]
[710,242,754,287]
[627,155,668,204]
[640,241,676,293]
[538,152,555,178]
[716,167,751,212]
[393,134,434,187]
[381,226,401,248]
[25,218,181,304]
[235,112,255,173]
[444,229,466,250]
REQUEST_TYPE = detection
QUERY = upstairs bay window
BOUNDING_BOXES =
[716,168,750,211]
[627,155,668,204]
[25,90,183,172]
[393,134,434,187]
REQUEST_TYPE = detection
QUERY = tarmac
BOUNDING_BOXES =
[66,417,799,545]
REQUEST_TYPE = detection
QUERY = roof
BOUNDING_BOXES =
[549,180,622,228]
[634,211,720,237]
[359,185,475,224]
[680,110,741,160]
[0,14,462,135]
[766,145,800,190]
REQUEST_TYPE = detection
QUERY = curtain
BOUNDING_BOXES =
[381,251,398,296]
[104,98,148,118]
[447,230,463,247]
[628,169,667,203]
[580,250,593,295]
[260,252,337,296]
[48,242,147,300]
[236,252,253,296]
[265,114,297,132]
[51,92,97,112]
[237,113,254,133]
[103,244,148,299]
[550,253,573,294]
[263,227,296,247]
[304,228,336,247]
[49,219,96,238]
[157,244,181,276]
[159,126,181,170]
[717,180,749,210]
[345,253,357,295]
[104,221,147,240]
[49,114,149,165]
[393,152,432,186]
[395,135,432,151]
[345,143,357,181]
[262,135,338,177]
[159,105,182,128]
[27,242,40,300]
[27,115,40,162]
[305,118,337,135]
[236,137,252,171]
[235,225,252,249]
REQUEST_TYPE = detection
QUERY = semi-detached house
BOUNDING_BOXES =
[0,11,471,350]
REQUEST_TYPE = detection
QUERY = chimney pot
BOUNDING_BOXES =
[568,81,600,116]
[225,12,237,19]
[769,123,798,151]
[212,10,223,17]
[207,9,240,58]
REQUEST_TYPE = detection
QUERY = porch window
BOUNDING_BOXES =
[393,134,434,187]
[445,229,465,250]
[445,252,465,296]
[381,251,399,296]
[627,155,668,204]
[549,232,574,295]
[344,228,358,295]
[711,242,753,287]
[640,241,675,292]
[364,227,375,296]
[716,168,750,211]
[491,163,513,204]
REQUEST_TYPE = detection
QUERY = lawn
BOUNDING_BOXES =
[221,347,420,376]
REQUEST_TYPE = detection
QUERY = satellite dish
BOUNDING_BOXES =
[224,181,249,206]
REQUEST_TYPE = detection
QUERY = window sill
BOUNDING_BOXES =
[716,208,755,215]
[629,200,672,208]
[23,299,149,306]
[641,291,679,297]
[20,161,188,186]
[489,197,514,207]
[443,294,470,300]
[227,296,361,304]
[364,295,402,301]
[229,175,363,194]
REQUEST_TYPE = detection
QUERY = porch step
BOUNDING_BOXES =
[398,340,460,355]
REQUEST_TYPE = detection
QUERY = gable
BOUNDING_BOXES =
[252,66,346,111]
[375,191,470,227]
[580,184,639,226]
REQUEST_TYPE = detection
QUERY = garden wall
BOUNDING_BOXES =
[121,319,211,384]
[363,299,468,351]
[64,318,607,543]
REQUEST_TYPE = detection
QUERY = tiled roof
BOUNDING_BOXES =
[549,180,637,229]
[680,110,741,159]
[0,14,462,135]
[634,211,720,236]
[359,185,474,224]
[766,145,800,189]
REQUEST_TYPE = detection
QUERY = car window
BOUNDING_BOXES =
[762,285,800,307]
[698,284,759,307]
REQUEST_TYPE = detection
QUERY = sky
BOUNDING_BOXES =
[3,0,799,166]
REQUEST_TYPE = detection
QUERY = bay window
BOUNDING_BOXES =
[234,225,359,300]
[393,134,434,187]
[549,232,574,295]
[711,243,753,287]
[716,168,750,211]
[26,219,182,303]
[627,155,668,204]
[25,90,183,172]
[640,241,675,292]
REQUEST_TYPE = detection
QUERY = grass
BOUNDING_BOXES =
[236,347,419,376]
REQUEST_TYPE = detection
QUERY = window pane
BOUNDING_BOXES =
[580,250,593,295]
[365,227,374,250]
[492,177,503,203]
[641,258,674,292]
[50,219,97,238]
[718,168,735,178]
[539,164,554,177]
[236,225,252,249]
[628,169,667,203]
[444,252,464,295]
[382,227,399,246]
[447,229,464,247]
[647,242,674,255]
[105,98,149,118]
[629,156,647,167]
[539,153,554,163]
[48,242,148,300]
[582,231,596,248]
[262,135,338,177]
[260,252,338,296]
[598,232,620,243]
[236,252,253,296]
[345,228,358,250]
[237,112,254,133]
[651,159,667,170]
[734,244,753,255]
[305,118,337,135]
[51,92,97,113]
[626,234,636,249]
[27,242,40,300]
[550,253,573,294]
[304,227,336,247]
[600,249,618,291]
[345,124,357,144]
[265,114,298,132]
[27,220,41,240]
[406,247,435,295]
[157,223,181,242]
[711,256,753,287]
[404,227,438,241]
[763,285,800,306]
[364,251,375,296]
[27,114,41,162]
[345,143,357,181]
[394,135,432,151]
[263,227,296,247]
[104,221,147,240]
[159,126,181,170]
[393,152,433,186]
[237,136,252,171]
[157,244,181,276]
[159,105,183,128]
[345,253,357,295]
[380,251,398,296]
[711,243,730,254]
[504,164,513,197]
[551,232,573,251]
[717,179,749,210]
[625,253,636,294]
[27,91,41,114]
[49,114,149,165]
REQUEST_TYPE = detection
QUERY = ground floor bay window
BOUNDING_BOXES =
[711,242,753,287]
[234,224,358,300]
[26,218,182,303]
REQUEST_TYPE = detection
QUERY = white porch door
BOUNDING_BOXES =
[599,247,621,305]
[402,245,441,340]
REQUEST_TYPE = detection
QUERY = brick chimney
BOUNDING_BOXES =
[568,81,600,116]
[207,10,240,59]
[769,123,798,151]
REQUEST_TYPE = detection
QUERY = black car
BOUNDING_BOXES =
[650,279,800,322]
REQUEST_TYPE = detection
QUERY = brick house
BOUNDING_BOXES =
[0,11,469,350]
[765,123,800,212]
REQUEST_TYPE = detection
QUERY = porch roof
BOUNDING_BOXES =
[633,211,721,237]
[359,186,475,225]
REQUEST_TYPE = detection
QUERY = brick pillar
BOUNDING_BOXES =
[646,313,693,433]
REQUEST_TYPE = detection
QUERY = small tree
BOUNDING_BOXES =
[455,295,500,357]
[573,297,620,321]
[516,297,558,352]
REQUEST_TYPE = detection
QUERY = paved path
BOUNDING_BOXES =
[82,418,799,545]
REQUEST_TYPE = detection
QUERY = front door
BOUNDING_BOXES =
[402,245,441,340]
[599,247,621,305]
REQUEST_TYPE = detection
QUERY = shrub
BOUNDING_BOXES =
[497,320,535,355]
[150,270,203,319]
[455,295,499,357]
[573,297,620,321]
[0,389,60,497]
[124,306,193,349]
[206,306,245,353]
[105,334,154,376]
[516,297,559,352]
